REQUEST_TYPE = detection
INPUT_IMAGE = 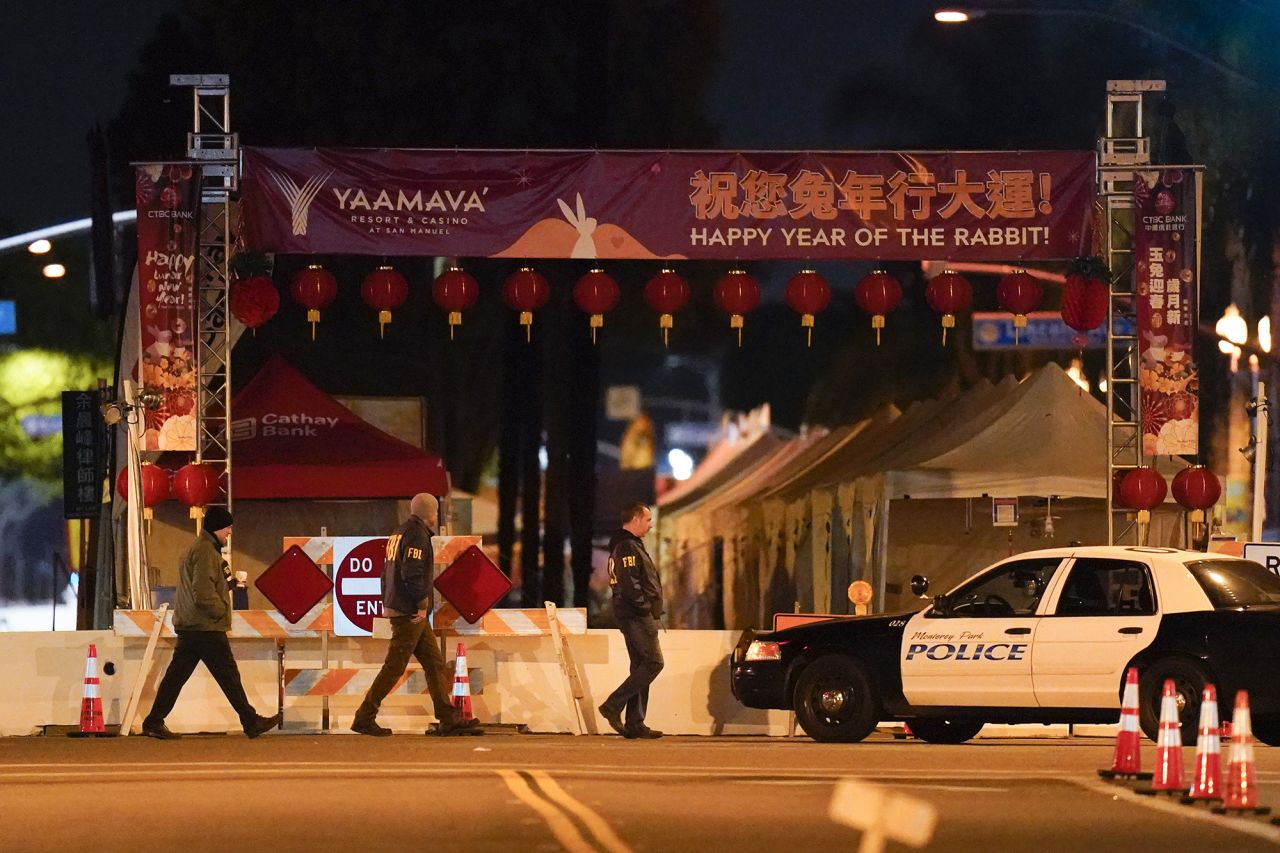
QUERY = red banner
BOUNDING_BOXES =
[135,164,201,451]
[1135,169,1200,456]
[240,148,1095,261]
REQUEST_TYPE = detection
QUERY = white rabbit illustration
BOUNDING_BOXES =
[1142,329,1168,366]
[557,193,597,259]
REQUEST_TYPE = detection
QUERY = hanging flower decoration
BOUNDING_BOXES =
[229,275,280,332]
[713,269,761,347]
[924,270,972,346]
[116,463,171,521]
[432,266,479,340]
[573,269,621,344]
[360,266,409,339]
[1060,257,1111,346]
[643,269,690,347]
[290,264,338,340]
[503,267,550,342]
[854,270,902,346]
[172,462,223,525]
[1117,467,1167,531]
[996,269,1044,344]
[1171,466,1221,524]
[784,270,832,347]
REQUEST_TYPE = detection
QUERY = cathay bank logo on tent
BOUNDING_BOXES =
[232,413,341,439]
[266,168,334,236]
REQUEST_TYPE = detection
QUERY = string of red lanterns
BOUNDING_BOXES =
[784,270,831,347]
[996,269,1044,345]
[360,265,409,338]
[290,264,338,340]
[504,267,550,341]
[714,269,761,347]
[172,462,224,527]
[643,269,690,347]
[432,266,479,339]
[573,269,621,344]
[924,270,972,346]
[854,270,902,346]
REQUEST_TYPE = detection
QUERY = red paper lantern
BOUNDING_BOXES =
[925,270,972,346]
[229,275,280,331]
[1171,466,1221,523]
[714,269,761,346]
[854,270,902,346]
[573,269,621,344]
[503,267,550,341]
[432,266,479,339]
[360,266,409,338]
[1060,272,1110,339]
[643,269,690,347]
[173,462,223,523]
[784,270,832,347]
[1117,467,1167,523]
[997,270,1044,344]
[116,463,171,521]
[290,264,338,340]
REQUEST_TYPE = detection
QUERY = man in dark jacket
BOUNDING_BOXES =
[142,507,282,739]
[352,492,482,737]
[598,503,665,739]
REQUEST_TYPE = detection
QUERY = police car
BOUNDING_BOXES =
[731,546,1280,745]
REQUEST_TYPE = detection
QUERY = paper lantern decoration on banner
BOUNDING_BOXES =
[643,269,690,347]
[503,267,550,341]
[432,266,479,339]
[1117,467,1167,524]
[714,269,761,347]
[290,264,338,340]
[996,269,1044,344]
[116,463,171,521]
[854,270,902,346]
[173,462,223,524]
[229,275,280,332]
[784,270,831,347]
[1171,466,1221,523]
[924,270,972,346]
[360,266,409,339]
[573,269,621,344]
[1060,270,1110,345]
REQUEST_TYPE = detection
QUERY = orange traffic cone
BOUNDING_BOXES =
[451,642,473,721]
[1213,691,1271,815]
[1139,679,1186,795]
[1181,684,1222,805]
[1099,667,1150,780]
[67,643,111,738]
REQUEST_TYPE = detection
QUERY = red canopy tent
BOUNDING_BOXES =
[230,354,448,498]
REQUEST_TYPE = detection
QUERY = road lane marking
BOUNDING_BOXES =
[1070,778,1280,843]
[529,770,633,853]
[496,769,597,853]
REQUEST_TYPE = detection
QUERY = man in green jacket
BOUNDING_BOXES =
[142,507,281,740]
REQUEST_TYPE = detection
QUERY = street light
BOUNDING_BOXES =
[933,6,1260,89]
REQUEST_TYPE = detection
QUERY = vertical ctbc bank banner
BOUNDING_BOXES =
[135,164,201,451]
[240,148,1095,261]
[1135,169,1200,456]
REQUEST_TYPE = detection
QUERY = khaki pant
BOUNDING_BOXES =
[354,615,458,727]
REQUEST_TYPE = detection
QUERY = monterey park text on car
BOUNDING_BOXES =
[731,546,1280,745]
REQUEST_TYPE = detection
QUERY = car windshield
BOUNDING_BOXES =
[1186,559,1280,609]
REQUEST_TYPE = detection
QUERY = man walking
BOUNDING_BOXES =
[598,503,665,739]
[142,507,281,739]
[352,493,481,737]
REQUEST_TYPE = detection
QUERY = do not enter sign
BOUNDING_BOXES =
[333,536,388,636]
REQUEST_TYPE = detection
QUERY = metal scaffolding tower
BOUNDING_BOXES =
[170,74,238,533]
[1098,79,1162,545]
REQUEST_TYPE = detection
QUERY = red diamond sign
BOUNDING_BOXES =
[433,545,512,624]
[255,545,333,623]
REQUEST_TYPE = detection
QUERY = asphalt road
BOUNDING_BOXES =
[2,732,1278,852]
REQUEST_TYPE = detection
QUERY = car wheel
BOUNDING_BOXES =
[793,655,880,743]
[1253,718,1280,747]
[907,718,985,744]
[1138,658,1209,746]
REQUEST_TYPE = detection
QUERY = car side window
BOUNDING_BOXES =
[1055,559,1155,616]
[940,558,1061,618]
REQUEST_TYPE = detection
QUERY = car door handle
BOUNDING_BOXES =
[1005,627,1032,635]
[1118,627,1143,635]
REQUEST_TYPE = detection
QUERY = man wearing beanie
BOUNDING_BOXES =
[142,506,281,740]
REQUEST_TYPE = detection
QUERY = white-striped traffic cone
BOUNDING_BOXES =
[74,644,105,735]
[1182,684,1222,804]
[452,642,473,721]
[1140,679,1186,795]
[1099,667,1150,779]
[1214,691,1271,815]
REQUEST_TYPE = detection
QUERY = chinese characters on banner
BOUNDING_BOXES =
[1135,169,1200,455]
[62,391,104,518]
[135,164,201,450]
[239,149,1094,261]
